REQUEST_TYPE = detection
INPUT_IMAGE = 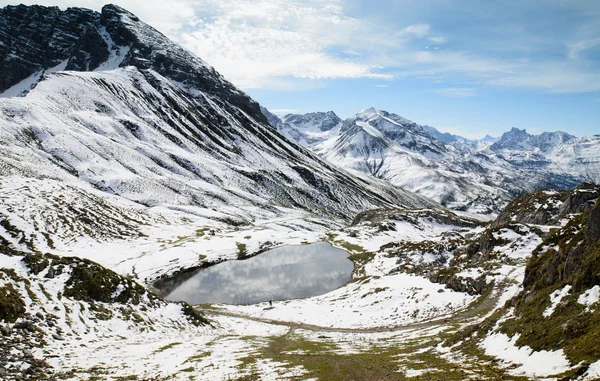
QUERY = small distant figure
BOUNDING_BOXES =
[269,299,273,307]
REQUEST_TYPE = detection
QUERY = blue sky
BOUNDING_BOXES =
[5,0,600,138]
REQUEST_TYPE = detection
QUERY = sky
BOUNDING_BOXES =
[3,0,600,138]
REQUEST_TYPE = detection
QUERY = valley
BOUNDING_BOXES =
[0,3,599,381]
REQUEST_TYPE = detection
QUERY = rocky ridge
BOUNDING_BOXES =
[263,107,600,213]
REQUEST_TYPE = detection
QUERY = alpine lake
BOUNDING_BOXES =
[164,242,353,305]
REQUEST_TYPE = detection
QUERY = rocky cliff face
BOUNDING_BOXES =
[0,4,266,123]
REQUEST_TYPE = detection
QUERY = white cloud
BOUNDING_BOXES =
[403,24,431,38]
[433,87,477,98]
[487,68,600,93]
[6,0,600,94]
[568,37,600,59]
[428,36,447,44]
[174,0,391,88]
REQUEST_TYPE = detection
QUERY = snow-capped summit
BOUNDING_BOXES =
[283,111,342,132]
[261,105,600,213]
[423,125,462,143]
[481,134,499,143]
[491,128,575,153]
[337,108,447,158]
[0,4,266,122]
[261,109,343,147]
[311,108,522,213]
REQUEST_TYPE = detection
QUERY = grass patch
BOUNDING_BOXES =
[0,270,26,323]
[236,242,248,259]
[185,351,211,363]
[242,332,519,381]
[154,342,183,354]
[195,228,210,238]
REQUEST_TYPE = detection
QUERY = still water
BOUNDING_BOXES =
[165,242,353,305]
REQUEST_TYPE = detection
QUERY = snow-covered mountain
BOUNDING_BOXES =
[2,5,600,380]
[312,108,524,213]
[488,128,600,182]
[424,125,499,150]
[0,4,439,228]
[262,107,600,213]
[262,108,343,148]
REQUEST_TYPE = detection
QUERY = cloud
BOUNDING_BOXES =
[402,24,431,38]
[374,84,388,88]
[433,88,477,98]
[568,37,600,59]
[7,0,600,95]
[173,0,392,88]
[428,36,447,44]
[487,68,600,93]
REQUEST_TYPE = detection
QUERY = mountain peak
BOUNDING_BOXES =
[281,110,342,132]
[492,127,577,153]
[102,4,135,15]
[0,3,267,123]
[508,127,528,135]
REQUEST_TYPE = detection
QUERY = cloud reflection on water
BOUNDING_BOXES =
[165,242,353,305]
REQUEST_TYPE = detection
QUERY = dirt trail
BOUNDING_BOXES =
[196,286,500,334]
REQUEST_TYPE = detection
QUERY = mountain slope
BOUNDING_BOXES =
[314,108,521,213]
[442,183,600,379]
[488,127,600,184]
[0,4,265,123]
[270,107,600,214]
[0,4,438,226]
[262,108,343,148]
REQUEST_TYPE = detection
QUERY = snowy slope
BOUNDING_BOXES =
[262,108,343,148]
[0,68,437,222]
[488,128,600,183]
[314,108,522,213]
[0,4,441,225]
[269,106,600,214]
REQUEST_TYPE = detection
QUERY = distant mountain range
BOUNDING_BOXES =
[263,107,599,213]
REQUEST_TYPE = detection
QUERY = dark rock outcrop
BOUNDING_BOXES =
[0,4,267,123]
[491,182,600,228]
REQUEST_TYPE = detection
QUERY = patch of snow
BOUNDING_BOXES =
[543,285,572,317]
[481,332,571,377]
[578,285,600,311]
[0,60,68,98]
[582,359,600,380]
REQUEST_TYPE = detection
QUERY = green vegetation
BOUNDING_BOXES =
[0,269,26,323]
[154,342,183,354]
[195,227,210,237]
[181,302,211,326]
[361,287,389,298]
[63,257,147,305]
[236,242,248,259]
[446,199,600,374]
[23,253,50,274]
[184,351,211,363]
[498,203,600,366]
[324,233,373,277]
[233,328,521,381]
